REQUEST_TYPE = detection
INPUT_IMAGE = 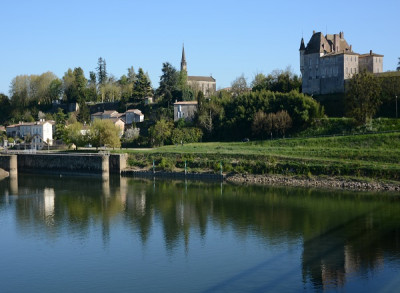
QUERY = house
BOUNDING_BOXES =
[180,45,216,97]
[31,134,51,150]
[90,110,120,122]
[300,30,384,95]
[144,96,153,105]
[89,110,126,136]
[174,101,198,122]
[6,120,53,149]
[125,109,144,125]
[109,118,125,137]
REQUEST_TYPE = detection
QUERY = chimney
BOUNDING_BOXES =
[313,30,316,34]
[350,45,352,52]
[339,31,344,39]
[370,50,372,55]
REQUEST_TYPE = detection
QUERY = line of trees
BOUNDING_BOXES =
[5,57,153,124]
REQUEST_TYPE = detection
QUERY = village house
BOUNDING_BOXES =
[125,109,144,125]
[174,101,198,122]
[6,120,53,150]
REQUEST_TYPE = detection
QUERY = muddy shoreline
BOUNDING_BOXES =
[225,173,400,192]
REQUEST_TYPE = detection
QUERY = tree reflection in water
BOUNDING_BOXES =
[0,174,400,291]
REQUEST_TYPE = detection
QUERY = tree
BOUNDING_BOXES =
[133,68,152,100]
[346,71,382,124]
[54,108,67,139]
[196,91,206,113]
[49,78,63,102]
[252,68,302,93]
[10,72,59,107]
[149,119,173,146]
[251,73,267,89]
[97,57,107,85]
[62,68,88,103]
[231,75,248,97]
[397,57,400,71]
[251,110,267,138]
[123,127,140,143]
[89,119,121,149]
[275,110,292,137]
[63,122,85,149]
[127,66,137,83]
[157,62,179,100]
[0,94,11,124]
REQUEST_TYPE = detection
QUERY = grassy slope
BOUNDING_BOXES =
[117,133,400,180]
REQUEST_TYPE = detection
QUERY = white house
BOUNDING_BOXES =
[125,109,144,125]
[173,101,198,122]
[6,120,53,149]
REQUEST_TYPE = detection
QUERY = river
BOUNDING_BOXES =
[1,174,400,292]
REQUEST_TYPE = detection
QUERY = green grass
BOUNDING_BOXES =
[113,133,400,181]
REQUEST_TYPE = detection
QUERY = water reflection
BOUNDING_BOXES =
[0,175,400,291]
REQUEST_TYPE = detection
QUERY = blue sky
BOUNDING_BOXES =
[1,0,399,95]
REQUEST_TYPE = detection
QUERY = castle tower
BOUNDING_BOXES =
[181,44,187,73]
[299,37,305,76]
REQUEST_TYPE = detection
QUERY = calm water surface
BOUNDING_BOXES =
[1,174,400,292]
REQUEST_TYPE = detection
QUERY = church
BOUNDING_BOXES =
[180,45,216,97]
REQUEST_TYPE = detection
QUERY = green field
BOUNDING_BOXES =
[117,132,400,181]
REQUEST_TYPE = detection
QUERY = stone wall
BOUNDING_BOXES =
[109,154,127,174]
[17,154,107,175]
[0,153,127,177]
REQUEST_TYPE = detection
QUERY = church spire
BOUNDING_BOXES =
[181,44,187,72]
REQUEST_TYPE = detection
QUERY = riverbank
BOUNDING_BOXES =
[122,168,400,192]
[115,133,400,191]
[225,173,400,192]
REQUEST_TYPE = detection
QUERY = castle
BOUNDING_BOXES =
[300,31,383,95]
[180,45,216,97]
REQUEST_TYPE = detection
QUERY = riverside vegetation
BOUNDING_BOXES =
[117,132,400,185]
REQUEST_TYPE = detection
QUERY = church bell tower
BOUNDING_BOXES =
[181,44,187,73]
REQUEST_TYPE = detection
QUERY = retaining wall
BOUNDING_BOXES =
[0,153,127,177]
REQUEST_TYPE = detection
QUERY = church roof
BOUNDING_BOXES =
[188,76,216,82]
[174,101,198,105]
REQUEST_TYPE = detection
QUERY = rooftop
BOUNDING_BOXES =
[174,101,198,105]
[188,76,216,82]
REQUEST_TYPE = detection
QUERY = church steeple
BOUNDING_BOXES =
[181,44,187,72]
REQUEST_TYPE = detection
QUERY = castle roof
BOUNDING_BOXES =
[188,76,216,82]
[359,52,384,58]
[299,38,305,50]
[305,31,351,55]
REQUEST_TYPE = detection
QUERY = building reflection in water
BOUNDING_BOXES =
[2,175,400,291]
